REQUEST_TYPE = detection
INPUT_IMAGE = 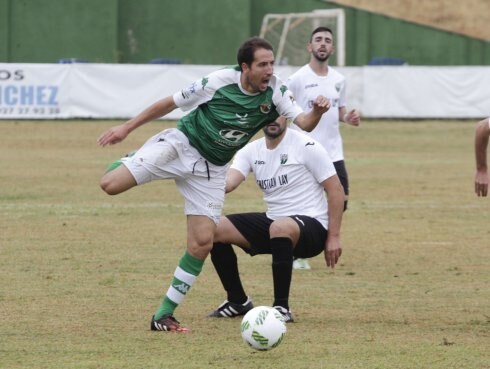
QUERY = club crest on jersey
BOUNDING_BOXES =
[280,154,288,164]
[260,103,271,114]
[335,82,342,92]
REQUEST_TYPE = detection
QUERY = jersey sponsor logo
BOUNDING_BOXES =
[256,174,288,190]
[256,177,277,190]
[219,129,248,142]
[305,83,318,89]
[260,103,271,114]
[280,154,288,164]
[254,160,265,165]
[235,113,249,124]
[305,142,315,146]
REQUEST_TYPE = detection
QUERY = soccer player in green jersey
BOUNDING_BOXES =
[97,37,331,332]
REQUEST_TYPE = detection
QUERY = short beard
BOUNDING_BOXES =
[313,52,330,63]
[263,126,285,138]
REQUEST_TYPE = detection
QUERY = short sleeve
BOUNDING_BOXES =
[230,144,254,178]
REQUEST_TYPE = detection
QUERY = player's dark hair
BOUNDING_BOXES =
[237,37,273,71]
[310,26,334,41]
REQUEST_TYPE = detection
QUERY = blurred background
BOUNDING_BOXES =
[0,0,488,65]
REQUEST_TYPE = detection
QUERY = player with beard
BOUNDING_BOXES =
[286,26,361,270]
[97,37,331,332]
[208,117,345,322]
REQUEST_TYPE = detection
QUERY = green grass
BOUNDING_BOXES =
[1,120,489,369]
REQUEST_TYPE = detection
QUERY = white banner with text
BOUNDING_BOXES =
[0,63,488,120]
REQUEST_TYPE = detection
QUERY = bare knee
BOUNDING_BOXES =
[99,166,136,195]
[187,216,216,259]
[269,218,298,240]
[100,175,118,195]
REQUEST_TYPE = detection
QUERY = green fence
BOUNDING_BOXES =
[0,0,488,65]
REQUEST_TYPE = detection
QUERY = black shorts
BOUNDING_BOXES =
[226,212,327,258]
[333,160,349,196]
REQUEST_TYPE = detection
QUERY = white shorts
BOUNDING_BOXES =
[123,128,228,224]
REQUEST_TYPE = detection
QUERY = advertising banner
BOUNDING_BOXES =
[0,63,488,120]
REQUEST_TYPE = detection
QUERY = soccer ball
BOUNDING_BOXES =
[240,306,287,350]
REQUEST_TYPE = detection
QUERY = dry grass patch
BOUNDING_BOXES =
[1,120,489,369]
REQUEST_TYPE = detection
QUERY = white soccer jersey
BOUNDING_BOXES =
[231,129,337,229]
[286,65,346,161]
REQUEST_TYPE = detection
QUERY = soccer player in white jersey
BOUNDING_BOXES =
[208,117,344,322]
[475,117,490,197]
[97,37,331,332]
[286,26,361,270]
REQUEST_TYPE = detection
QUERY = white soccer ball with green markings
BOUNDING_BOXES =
[240,306,287,350]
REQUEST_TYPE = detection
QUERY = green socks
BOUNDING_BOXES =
[104,151,136,173]
[154,251,205,320]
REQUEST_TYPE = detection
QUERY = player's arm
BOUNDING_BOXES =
[321,175,345,268]
[339,106,361,126]
[474,118,490,197]
[98,96,177,147]
[225,168,246,193]
[293,95,331,132]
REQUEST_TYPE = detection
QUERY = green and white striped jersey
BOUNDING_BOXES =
[173,66,302,166]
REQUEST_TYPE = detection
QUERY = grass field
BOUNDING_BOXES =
[1,119,489,369]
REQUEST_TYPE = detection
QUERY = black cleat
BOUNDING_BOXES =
[150,314,190,332]
[273,306,295,323]
[208,297,254,318]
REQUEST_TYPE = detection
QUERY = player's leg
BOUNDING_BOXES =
[100,130,179,196]
[268,217,299,321]
[151,159,226,331]
[152,215,215,332]
[208,216,253,317]
[273,215,327,322]
[100,164,137,195]
[208,213,272,318]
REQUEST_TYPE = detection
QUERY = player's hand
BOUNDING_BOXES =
[325,239,342,269]
[474,170,489,197]
[345,109,361,126]
[97,124,130,147]
[312,95,331,114]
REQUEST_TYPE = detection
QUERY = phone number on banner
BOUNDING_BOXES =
[0,106,61,116]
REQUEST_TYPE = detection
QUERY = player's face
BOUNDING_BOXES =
[308,31,334,62]
[263,117,287,138]
[241,48,274,93]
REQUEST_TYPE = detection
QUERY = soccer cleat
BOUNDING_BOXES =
[273,306,295,323]
[150,314,191,333]
[208,297,254,318]
[293,258,311,270]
